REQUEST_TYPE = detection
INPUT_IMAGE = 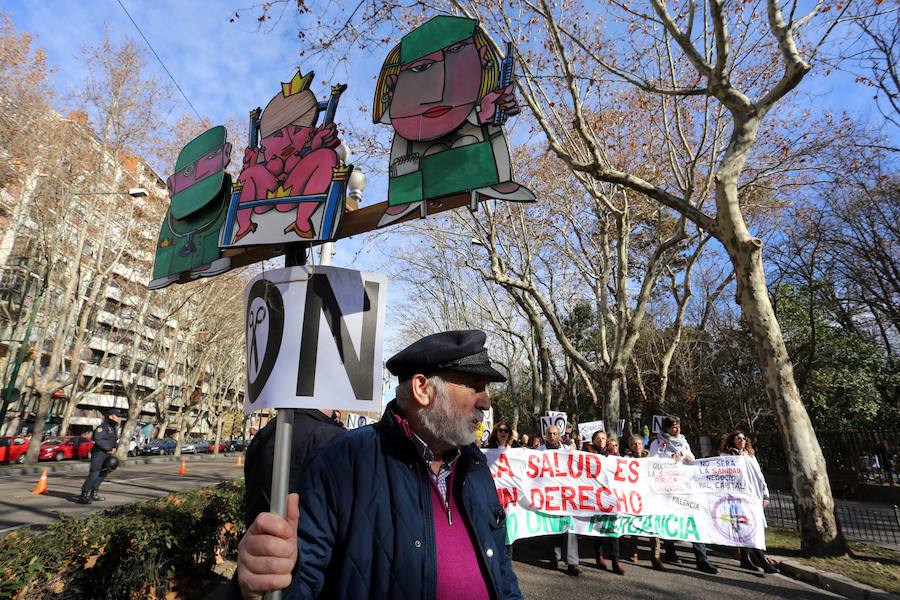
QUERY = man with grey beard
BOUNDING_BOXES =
[235,330,523,600]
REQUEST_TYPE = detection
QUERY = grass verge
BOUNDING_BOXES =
[766,526,900,594]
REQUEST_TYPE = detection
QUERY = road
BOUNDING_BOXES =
[512,540,843,599]
[0,456,242,534]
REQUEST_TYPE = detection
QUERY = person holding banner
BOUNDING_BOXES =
[649,416,719,575]
[538,425,582,576]
[720,430,778,574]
[487,422,514,449]
[235,329,523,599]
[590,430,607,455]
[623,435,665,571]
[587,437,625,575]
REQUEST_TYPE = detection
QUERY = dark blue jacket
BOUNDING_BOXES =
[286,402,523,600]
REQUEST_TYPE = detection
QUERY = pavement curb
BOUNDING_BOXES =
[775,556,900,600]
[0,453,241,477]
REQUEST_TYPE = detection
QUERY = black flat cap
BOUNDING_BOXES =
[103,408,125,418]
[386,330,507,383]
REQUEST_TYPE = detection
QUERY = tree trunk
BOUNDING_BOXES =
[606,370,624,426]
[23,393,52,464]
[214,418,223,458]
[727,233,847,556]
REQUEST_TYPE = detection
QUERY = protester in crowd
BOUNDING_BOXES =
[588,437,624,575]
[487,422,515,448]
[537,425,581,576]
[562,424,578,450]
[235,329,523,599]
[591,430,608,455]
[519,433,530,448]
[649,415,719,575]
[243,408,345,527]
[623,435,664,570]
[720,430,778,574]
[529,435,543,449]
[606,435,620,457]
[511,430,521,447]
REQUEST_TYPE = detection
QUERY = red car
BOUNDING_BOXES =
[0,435,30,463]
[38,436,95,461]
[208,441,226,453]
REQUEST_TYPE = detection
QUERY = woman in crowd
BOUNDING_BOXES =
[649,416,719,575]
[720,430,778,574]
[529,435,543,449]
[519,433,530,449]
[487,422,514,449]
[624,435,664,570]
[606,435,620,457]
[589,433,624,575]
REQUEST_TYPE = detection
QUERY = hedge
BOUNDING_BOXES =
[0,480,245,599]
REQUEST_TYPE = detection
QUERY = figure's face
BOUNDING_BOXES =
[167,143,231,197]
[389,37,484,141]
[418,371,490,448]
[666,422,681,436]
[260,126,302,162]
[593,432,607,450]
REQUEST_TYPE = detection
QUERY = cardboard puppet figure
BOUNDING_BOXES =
[373,16,534,228]
[149,126,232,290]
[220,71,352,247]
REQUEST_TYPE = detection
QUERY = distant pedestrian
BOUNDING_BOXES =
[650,415,718,575]
[720,430,778,574]
[78,408,122,504]
[875,440,897,486]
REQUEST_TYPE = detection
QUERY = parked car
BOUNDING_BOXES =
[140,438,177,455]
[38,436,94,461]
[181,439,202,454]
[0,435,30,464]
[226,439,248,452]
[128,438,139,457]
[208,441,227,453]
[194,440,210,454]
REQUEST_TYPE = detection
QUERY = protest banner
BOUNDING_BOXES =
[577,420,604,441]
[243,265,388,414]
[485,449,766,549]
[346,413,371,429]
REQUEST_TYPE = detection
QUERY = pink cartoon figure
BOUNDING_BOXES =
[234,71,342,241]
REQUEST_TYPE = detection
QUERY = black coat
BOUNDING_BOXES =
[285,402,523,600]
[243,409,345,526]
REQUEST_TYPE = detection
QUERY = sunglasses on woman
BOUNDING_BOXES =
[498,428,510,433]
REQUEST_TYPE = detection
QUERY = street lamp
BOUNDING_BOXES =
[0,187,149,434]
[318,152,366,267]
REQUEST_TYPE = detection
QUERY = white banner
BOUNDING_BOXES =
[486,449,766,549]
[243,266,388,414]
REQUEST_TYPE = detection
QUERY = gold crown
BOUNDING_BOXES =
[266,185,295,199]
[282,71,313,97]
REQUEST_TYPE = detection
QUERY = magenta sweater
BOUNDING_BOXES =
[431,467,491,600]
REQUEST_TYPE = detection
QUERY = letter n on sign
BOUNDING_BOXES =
[242,265,388,415]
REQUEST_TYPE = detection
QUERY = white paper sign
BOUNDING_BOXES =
[652,415,666,434]
[243,265,388,414]
[578,420,605,440]
[547,411,568,433]
[346,413,372,429]
[615,419,626,437]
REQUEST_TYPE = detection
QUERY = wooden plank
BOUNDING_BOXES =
[221,192,471,269]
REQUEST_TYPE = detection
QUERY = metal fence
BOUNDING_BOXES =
[765,491,900,546]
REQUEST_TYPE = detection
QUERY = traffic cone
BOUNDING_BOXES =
[178,459,187,475]
[235,454,244,467]
[32,469,48,495]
